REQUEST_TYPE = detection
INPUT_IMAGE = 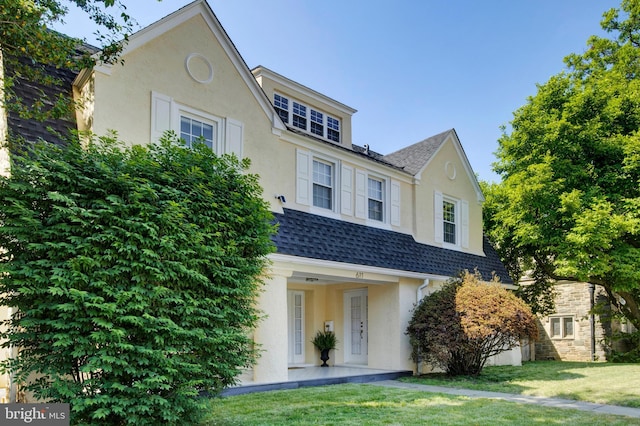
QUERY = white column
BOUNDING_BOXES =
[252,268,291,383]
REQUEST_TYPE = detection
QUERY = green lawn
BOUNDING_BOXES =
[402,361,640,407]
[202,383,640,425]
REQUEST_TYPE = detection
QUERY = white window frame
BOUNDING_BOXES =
[367,176,385,222]
[434,191,469,249]
[152,91,239,155]
[312,158,335,211]
[550,315,575,339]
[176,105,223,153]
[274,93,341,143]
[442,198,458,245]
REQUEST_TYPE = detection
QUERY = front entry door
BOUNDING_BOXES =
[344,289,368,364]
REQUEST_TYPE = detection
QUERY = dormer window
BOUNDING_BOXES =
[293,102,307,129]
[274,94,289,123]
[274,93,341,143]
[327,117,340,142]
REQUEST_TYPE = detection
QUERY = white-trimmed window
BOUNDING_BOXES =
[443,199,456,244]
[434,191,469,248]
[180,114,215,150]
[274,94,289,123]
[150,92,244,157]
[313,159,334,210]
[367,177,384,222]
[274,94,341,142]
[550,316,574,339]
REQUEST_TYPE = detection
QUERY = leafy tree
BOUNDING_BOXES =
[407,271,537,376]
[0,133,275,425]
[486,0,640,330]
[1,0,139,121]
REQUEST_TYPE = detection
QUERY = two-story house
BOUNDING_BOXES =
[1,0,515,392]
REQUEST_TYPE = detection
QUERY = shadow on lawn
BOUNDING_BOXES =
[401,360,618,396]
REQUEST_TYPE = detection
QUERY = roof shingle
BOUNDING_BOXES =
[272,208,513,284]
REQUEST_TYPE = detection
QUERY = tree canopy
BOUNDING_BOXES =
[0,133,275,424]
[1,0,138,121]
[485,0,640,329]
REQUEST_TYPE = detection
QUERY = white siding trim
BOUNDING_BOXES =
[461,199,469,249]
[434,190,443,243]
[150,91,172,143]
[355,169,367,219]
[390,180,401,226]
[225,117,243,157]
[341,165,354,216]
[296,149,311,206]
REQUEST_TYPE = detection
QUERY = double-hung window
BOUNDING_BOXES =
[327,117,340,142]
[293,102,307,130]
[274,94,289,123]
[310,110,324,136]
[180,115,215,150]
[443,200,457,245]
[313,159,333,210]
[550,316,574,339]
[367,177,384,221]
[274,94,341,143]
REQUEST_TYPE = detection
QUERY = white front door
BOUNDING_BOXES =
[288,290,305,364]
[344,289,368,364]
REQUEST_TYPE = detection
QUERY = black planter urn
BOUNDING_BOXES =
[320,349,330,367]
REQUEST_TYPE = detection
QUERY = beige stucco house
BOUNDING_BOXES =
[0,0,517,392]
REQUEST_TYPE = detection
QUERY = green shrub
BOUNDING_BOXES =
[0,133,275,425]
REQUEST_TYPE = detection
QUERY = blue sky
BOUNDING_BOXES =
[55,0,620,182]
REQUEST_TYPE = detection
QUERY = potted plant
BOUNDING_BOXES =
[311,330,338,367]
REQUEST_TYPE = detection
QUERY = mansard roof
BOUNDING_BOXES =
[272,208,513,284]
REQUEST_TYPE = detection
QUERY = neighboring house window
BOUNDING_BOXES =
[180,115,214,150]
[443,199,457,245]
[274,94,340,142]
[274,94,289,123]
[313,159,333,210]
[367,177,384,221]
[550,316,574,339]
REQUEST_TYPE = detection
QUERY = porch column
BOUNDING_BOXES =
[252,268,291,383]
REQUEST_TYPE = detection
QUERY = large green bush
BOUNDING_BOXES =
[407,271,537,376]
[0,133,275,425]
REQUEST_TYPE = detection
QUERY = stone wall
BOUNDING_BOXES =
[535,282,609,361]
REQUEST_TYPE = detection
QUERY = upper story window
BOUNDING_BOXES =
[443,200,456,244]
[434,191,468,249]
[180,115,214,150]
[313,159,333,210]
[368,177,384,221]
[274,94,289,123]
[275,94,341,142]
[327,117,340,142]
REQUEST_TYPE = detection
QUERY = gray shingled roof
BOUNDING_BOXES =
[383,129,454,175]
[272,208,513,284]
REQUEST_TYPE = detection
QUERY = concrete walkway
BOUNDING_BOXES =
[371,380,640,419]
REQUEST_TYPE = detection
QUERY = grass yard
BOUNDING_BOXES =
[402,361,640,408]
[201,383,640,425]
